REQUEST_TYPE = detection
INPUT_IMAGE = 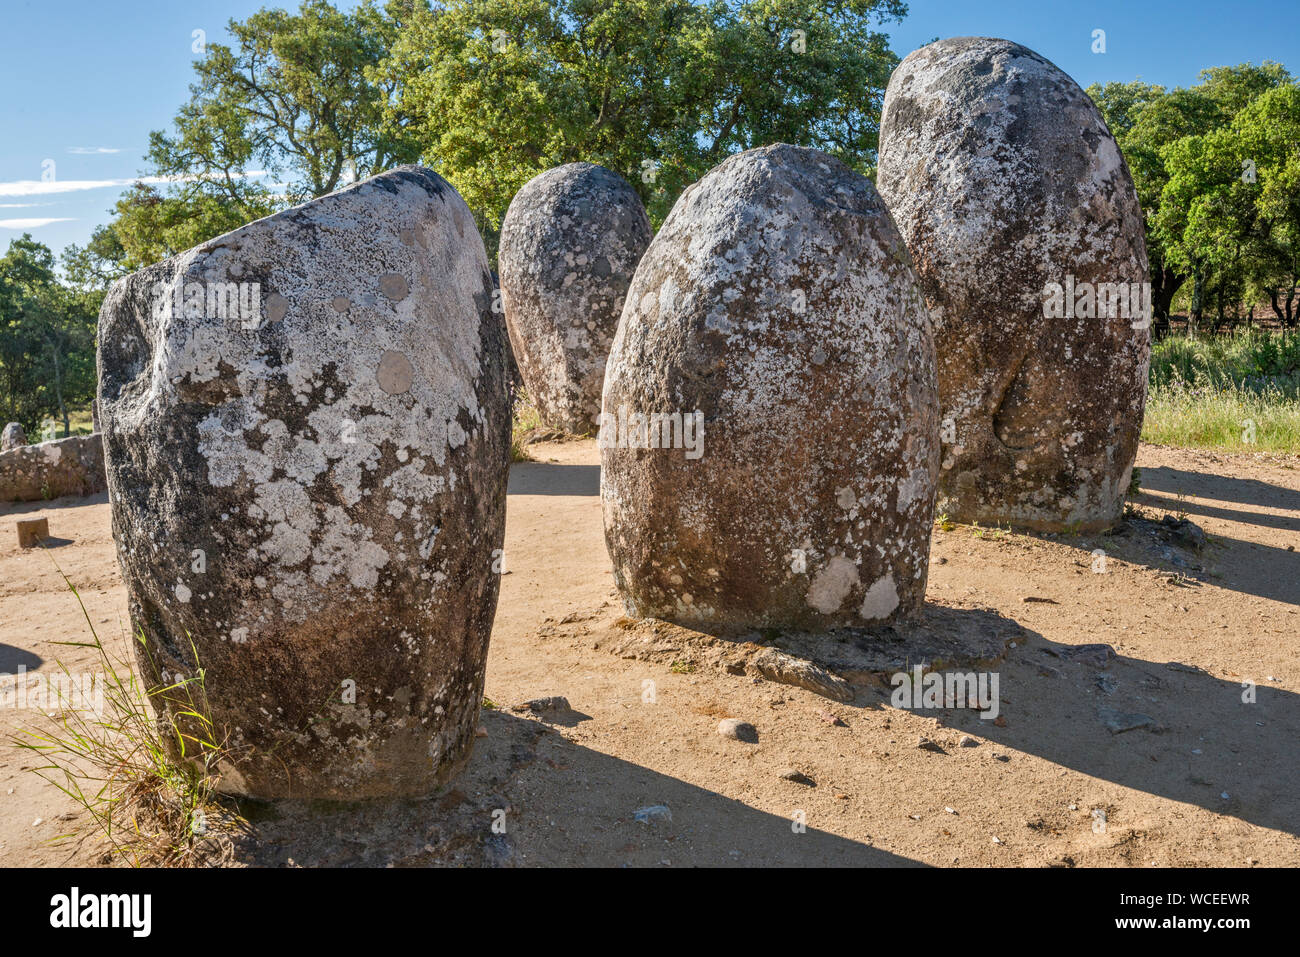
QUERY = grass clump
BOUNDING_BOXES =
[510,390,544,463]
[1143,329,1300,452]
[10,566,238,867]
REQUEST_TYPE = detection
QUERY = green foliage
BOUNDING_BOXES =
[109,183,278,275]
[62,223,131,292]
[165,0,418,204]
[361,0,903,256]
[1143,329,1300,451]
[83,0,907,270]
[1087,63,1298,331]
[1153,78,1300,331]
[0,235,98,435]
[1148,327,1300,391]
[81,0,421,279]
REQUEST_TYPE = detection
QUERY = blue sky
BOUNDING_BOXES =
[2,0,1298,257]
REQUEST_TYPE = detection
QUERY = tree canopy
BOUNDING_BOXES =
[1087,62,1300,331]
[0,235,98,435]
[40,1,1300,350]
[76,0,906,270]
[378,0,905,249]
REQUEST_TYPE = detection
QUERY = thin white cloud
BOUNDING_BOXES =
[0,202,52,208]
[0,171,270,198]
[68,147,123,155]
[0,217,77,229]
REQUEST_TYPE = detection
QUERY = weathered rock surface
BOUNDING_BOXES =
[601,144,939,631]
[98,165,511,799]
[1,422,26,451]
[0,434,107,502]
[499,163,652,433]
[877,37,1149,532]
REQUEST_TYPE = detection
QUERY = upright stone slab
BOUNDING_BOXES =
[16,517,50,549]
[499,163,652,433]
[877,37,1149,531]
[1,423,26,451]
[601,144,939,632]
[98,166,511,799]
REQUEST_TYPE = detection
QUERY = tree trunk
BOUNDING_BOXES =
[1151,265,1181,339]
[50,345,68,437]
[1188,266,1205,338]
[1270,287,1285,323]
[1151,265,1180,319]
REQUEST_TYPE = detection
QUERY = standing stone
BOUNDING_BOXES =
[499,163,652,434]
[877,37,1150,532]
[97,166,511,799]
[1,422,26,451]
[601,144,939,631]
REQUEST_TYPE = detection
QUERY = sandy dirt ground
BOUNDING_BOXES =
[0,440,1296,867]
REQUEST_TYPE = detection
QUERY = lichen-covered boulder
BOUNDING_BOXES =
[1,422,26,452]
[601,144,939,631]
[877,37,1149,532]
[0,434,106,502]
[499,163,652,434]
[98,166,511,799]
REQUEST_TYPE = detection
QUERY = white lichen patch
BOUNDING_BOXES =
[806,555,861,614]
[859,574,900,620]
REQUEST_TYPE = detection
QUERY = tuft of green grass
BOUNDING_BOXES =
[1143,329,1300,452]
[1143,382,1300,452]
[1148,327,1300,391]
[510,390,543,463]
[10,560,238,867]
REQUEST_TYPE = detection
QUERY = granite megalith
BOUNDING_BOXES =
[499,162,652,434]
[877,37,1150,532]
[601,144,939,631]
[97,166,511,799]
[1,422,26,452]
